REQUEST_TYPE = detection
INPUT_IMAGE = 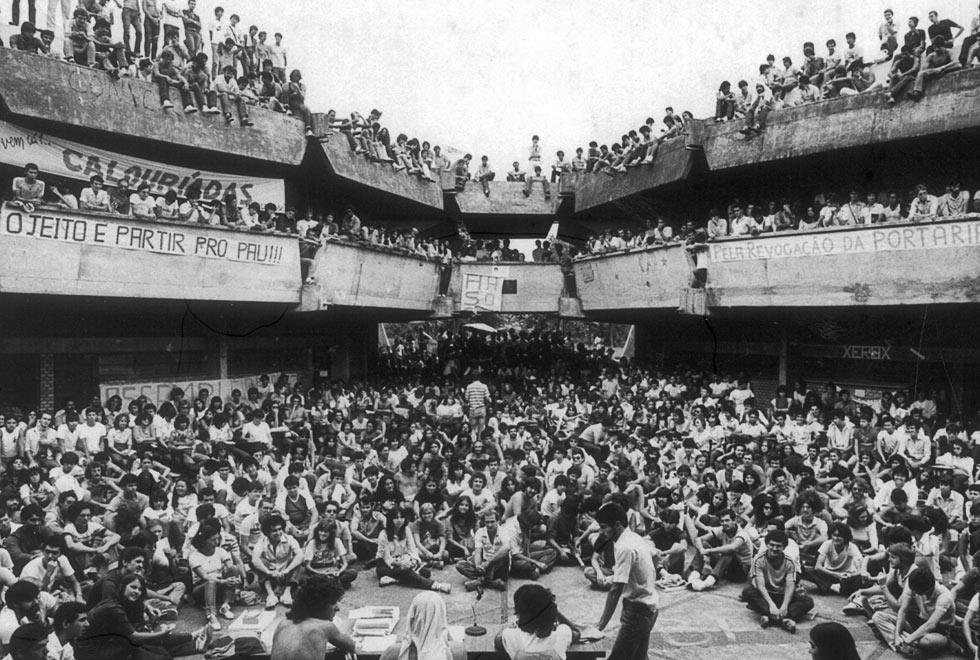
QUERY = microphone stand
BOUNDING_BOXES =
[465,584,487,636]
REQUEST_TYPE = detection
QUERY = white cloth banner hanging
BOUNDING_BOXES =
[0,120,284,206]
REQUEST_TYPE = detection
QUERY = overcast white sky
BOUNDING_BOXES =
[193,0,972,170]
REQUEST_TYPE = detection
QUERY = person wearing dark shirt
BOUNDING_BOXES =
[905,16,927,52]
[927,10,963,49]
[3,505,47,574]
[648,510,687,575]
[8,22,43,52]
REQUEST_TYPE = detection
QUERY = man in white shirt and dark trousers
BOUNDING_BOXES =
[595,503,660,660]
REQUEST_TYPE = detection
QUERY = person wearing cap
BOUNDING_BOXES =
[9,21,43,53]
[80,176,110,213]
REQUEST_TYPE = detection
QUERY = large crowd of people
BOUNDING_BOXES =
[578,180,980,256]
[0,317,972,657]
[0,2,312,134]
[717,8,979,134]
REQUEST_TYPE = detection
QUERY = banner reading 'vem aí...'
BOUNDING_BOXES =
[0,120,284,206]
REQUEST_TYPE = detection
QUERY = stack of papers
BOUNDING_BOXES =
[350,606,400,637]
[358,635,397,654]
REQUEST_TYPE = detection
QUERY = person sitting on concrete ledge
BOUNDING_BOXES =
[907,37,962,101]
[505,161,526,182]
[452,154,472,192]
[8,21,43,53]
[523,165,551,200]
[551,150,571,183]
[213,64,254,126]
[475,156,495,197]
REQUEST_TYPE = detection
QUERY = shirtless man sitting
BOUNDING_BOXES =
[271,575,356,660]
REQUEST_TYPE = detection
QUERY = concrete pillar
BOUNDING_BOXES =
[218,336,229,381]
[39,353,55,411]
[779,324,788,386]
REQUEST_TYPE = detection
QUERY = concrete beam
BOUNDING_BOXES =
[705,218,980,307]
[453,181,560,215]
[298,239,441,314]
[572,134,698,212]
[316,136,444,211]
[450,263,565,314]
[0,203,301,303]
[0,49,306,165]
[573,246,690,313]
[701,67,980,171]
[573,218,980,313]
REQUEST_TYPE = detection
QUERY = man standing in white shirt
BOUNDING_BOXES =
[206,5,227,78]
[595,503,660,659]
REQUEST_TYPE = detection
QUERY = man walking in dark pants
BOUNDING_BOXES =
[595,503,659,660]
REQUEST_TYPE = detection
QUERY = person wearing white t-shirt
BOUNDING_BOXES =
[21,536,83,601]
[76,410,106,460]
[496,583,580,660]
[242,411,273,450]
[129,184,157,220]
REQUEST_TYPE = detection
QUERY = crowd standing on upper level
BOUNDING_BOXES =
[0,320,976,658]
[0,1,313,134]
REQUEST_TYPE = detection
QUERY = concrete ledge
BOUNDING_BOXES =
[451,262,564,314]
[316,136,445,210]
[453,181,559,215]
[299,239,441,313]
[702,67,980,171]
[0,49,306,165]
[572,135,696,212]
[0,203,301,302]
[574,218,980,312]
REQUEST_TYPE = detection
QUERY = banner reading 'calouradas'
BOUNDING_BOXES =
[0,120,284,206]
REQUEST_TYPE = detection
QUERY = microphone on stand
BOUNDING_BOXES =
[465,584,487,636]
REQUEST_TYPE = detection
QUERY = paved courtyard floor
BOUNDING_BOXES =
[173,563,963,660]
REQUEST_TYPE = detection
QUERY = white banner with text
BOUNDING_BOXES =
[100,373,298,406]
[0,120,284,205]
[460,272,505,311]
[1,204,290,265]
[709,216,980,263]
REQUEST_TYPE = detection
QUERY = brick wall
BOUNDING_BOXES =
[39,354,54,412]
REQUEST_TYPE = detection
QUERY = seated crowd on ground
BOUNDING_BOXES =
[1,1,312,133]
[0,319,976,657]
[578,180,980,256]
[716,7,979,134]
